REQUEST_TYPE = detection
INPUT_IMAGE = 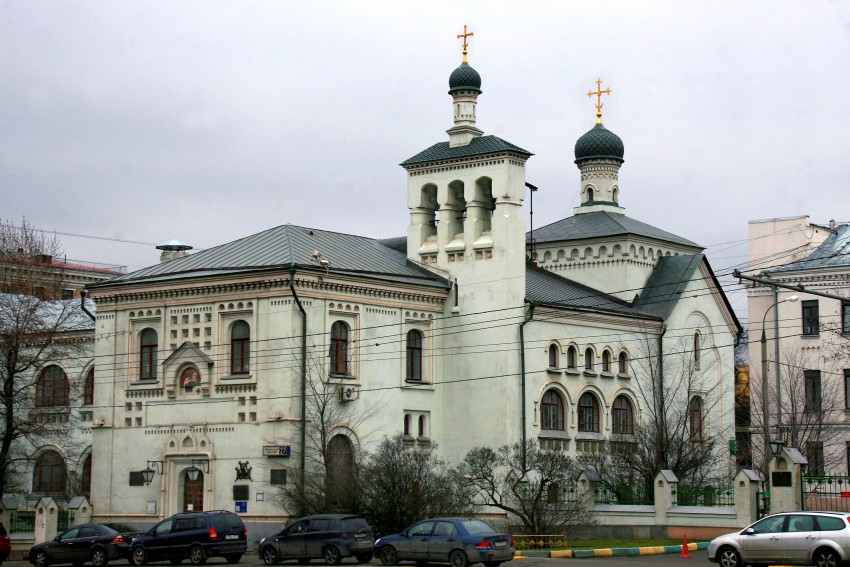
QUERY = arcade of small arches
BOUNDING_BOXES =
[533,243,684,265]
[414,176,496,241]
[547,343,630,377]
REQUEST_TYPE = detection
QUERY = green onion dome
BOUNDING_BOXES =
[448,62,482,94]
[574,123,625,162]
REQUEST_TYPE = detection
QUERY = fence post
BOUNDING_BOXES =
[734,469,761,527]
[654,470,677,530]
[769,447,807,513]
[67,496,92,526]
[33,497,58,544]
[0,497,17,532]
[577,467,600,510]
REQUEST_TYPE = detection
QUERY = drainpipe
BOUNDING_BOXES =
[289,268,307,494]
[519,303,536,469]
[79,290,96,321]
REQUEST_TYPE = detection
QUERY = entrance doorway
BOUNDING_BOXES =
[183,470,204,512]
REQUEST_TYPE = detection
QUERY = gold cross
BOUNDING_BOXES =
[457,24,474,62]
[587,78,612,124]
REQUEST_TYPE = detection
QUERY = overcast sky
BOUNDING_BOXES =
[3,1,849,325]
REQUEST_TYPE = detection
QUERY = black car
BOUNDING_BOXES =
[29,523,134,567]
[258,514,374,565]
[129,511,247,565]
[101,524,144,559]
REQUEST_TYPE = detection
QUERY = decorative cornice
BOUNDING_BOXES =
[406,153,527,177]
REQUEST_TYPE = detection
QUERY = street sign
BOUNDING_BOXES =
[263,445,291,457]
[235,501,247,513]
[840,491,850,498]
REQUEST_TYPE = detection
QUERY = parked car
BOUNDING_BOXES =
[258,514,374,565]
[101,524,144,559]
[28,523,134,567]
[374,518,515,567]
[0,533,10,565]
[128,510,247,566]
[708,511,850,567]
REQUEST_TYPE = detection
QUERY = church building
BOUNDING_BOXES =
[87,31,740,530]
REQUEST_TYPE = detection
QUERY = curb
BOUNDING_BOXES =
[515,541,709,558]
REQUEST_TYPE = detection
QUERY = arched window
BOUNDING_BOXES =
[327,435,355,509]
[690,396,704,440]
[602,351,611,373]
[693,332,701,370]
[586,187,594,202]
[418,415,427,438]
[578,393,600,433]
[612,396,634,435]
[36,365,69,407]
[403,414,411,436]
[541,390,565,431]
[548,344,559,369]
[330,321,350,375]
[567,346,577,370]
[83,368,94,406]
[612,187,619,204]
[140,329,158,380]
[406,330,423,381]
[80,454,92,498]
[584,348,595,371]
[230,321,250,374]
[618,352,628,375]
[33,450,66,495]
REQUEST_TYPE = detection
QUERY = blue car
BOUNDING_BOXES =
[374,518,515,567]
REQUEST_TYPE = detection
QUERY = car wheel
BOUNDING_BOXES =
[296,559,311,565]
[188,545,206,566]
[449,550,467,567]
[356,553,373,564]
[34,551,50,567]
[716,546,740,567]
[261,547,279,566]
[815,548,840,567]
[323,545,342,566]
[379,546,398,566]
[224,554,242,564]
[131,547,147,567]
[91,547,109,567]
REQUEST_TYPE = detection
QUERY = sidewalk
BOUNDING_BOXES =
[516,541,709,558]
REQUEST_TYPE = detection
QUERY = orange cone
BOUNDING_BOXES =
[680,535,690,558]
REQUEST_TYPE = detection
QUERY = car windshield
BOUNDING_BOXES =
[342,518,370,532]
[105,523,137,533]
[460,520,496,534]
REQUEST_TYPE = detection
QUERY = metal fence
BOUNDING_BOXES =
[593,484,653,505]
[802,474,850,512]
[513,534,568,550]
[672,484,735,507]
[10,510,35,533]
[57,510,71,532]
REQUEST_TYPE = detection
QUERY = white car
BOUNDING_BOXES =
[708,511,850,567]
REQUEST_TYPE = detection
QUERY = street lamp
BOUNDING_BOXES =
[760,294,798,459]
[769,439,785,458]
[141,460,164,486]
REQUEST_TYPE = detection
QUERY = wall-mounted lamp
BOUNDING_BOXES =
[185,459,210,482]
[141,460,164,486]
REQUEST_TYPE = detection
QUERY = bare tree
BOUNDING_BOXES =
[275,349,385,516]
[749,350,846,476]
[580,327,730,498]
[456,440,591,534]
[358,434,472,537]
[0,218,89,501]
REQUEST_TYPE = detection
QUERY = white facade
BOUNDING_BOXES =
[86,51,740,531]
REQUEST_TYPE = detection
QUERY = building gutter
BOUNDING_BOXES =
[289,267,307,493]
[79,290,96,321]
[519,302,536,469]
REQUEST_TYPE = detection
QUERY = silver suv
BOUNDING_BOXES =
[708,511,850,567]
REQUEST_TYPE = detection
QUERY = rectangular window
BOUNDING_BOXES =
[807,442,825,475]
[270,469,287,485]
[845,370,850,410]
[805,370,822,412]
[802,300,820,336]
[844,302,850,334]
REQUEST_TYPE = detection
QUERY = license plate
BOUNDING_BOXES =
[225,534,238,540]
[494,541,507,548]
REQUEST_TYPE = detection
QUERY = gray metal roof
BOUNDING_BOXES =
[525,265,656,319]
[529,211,702,249]
[635,255,703,319]
[769,223,850,273]
[90,224,449,289]
[401,135,532,166]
